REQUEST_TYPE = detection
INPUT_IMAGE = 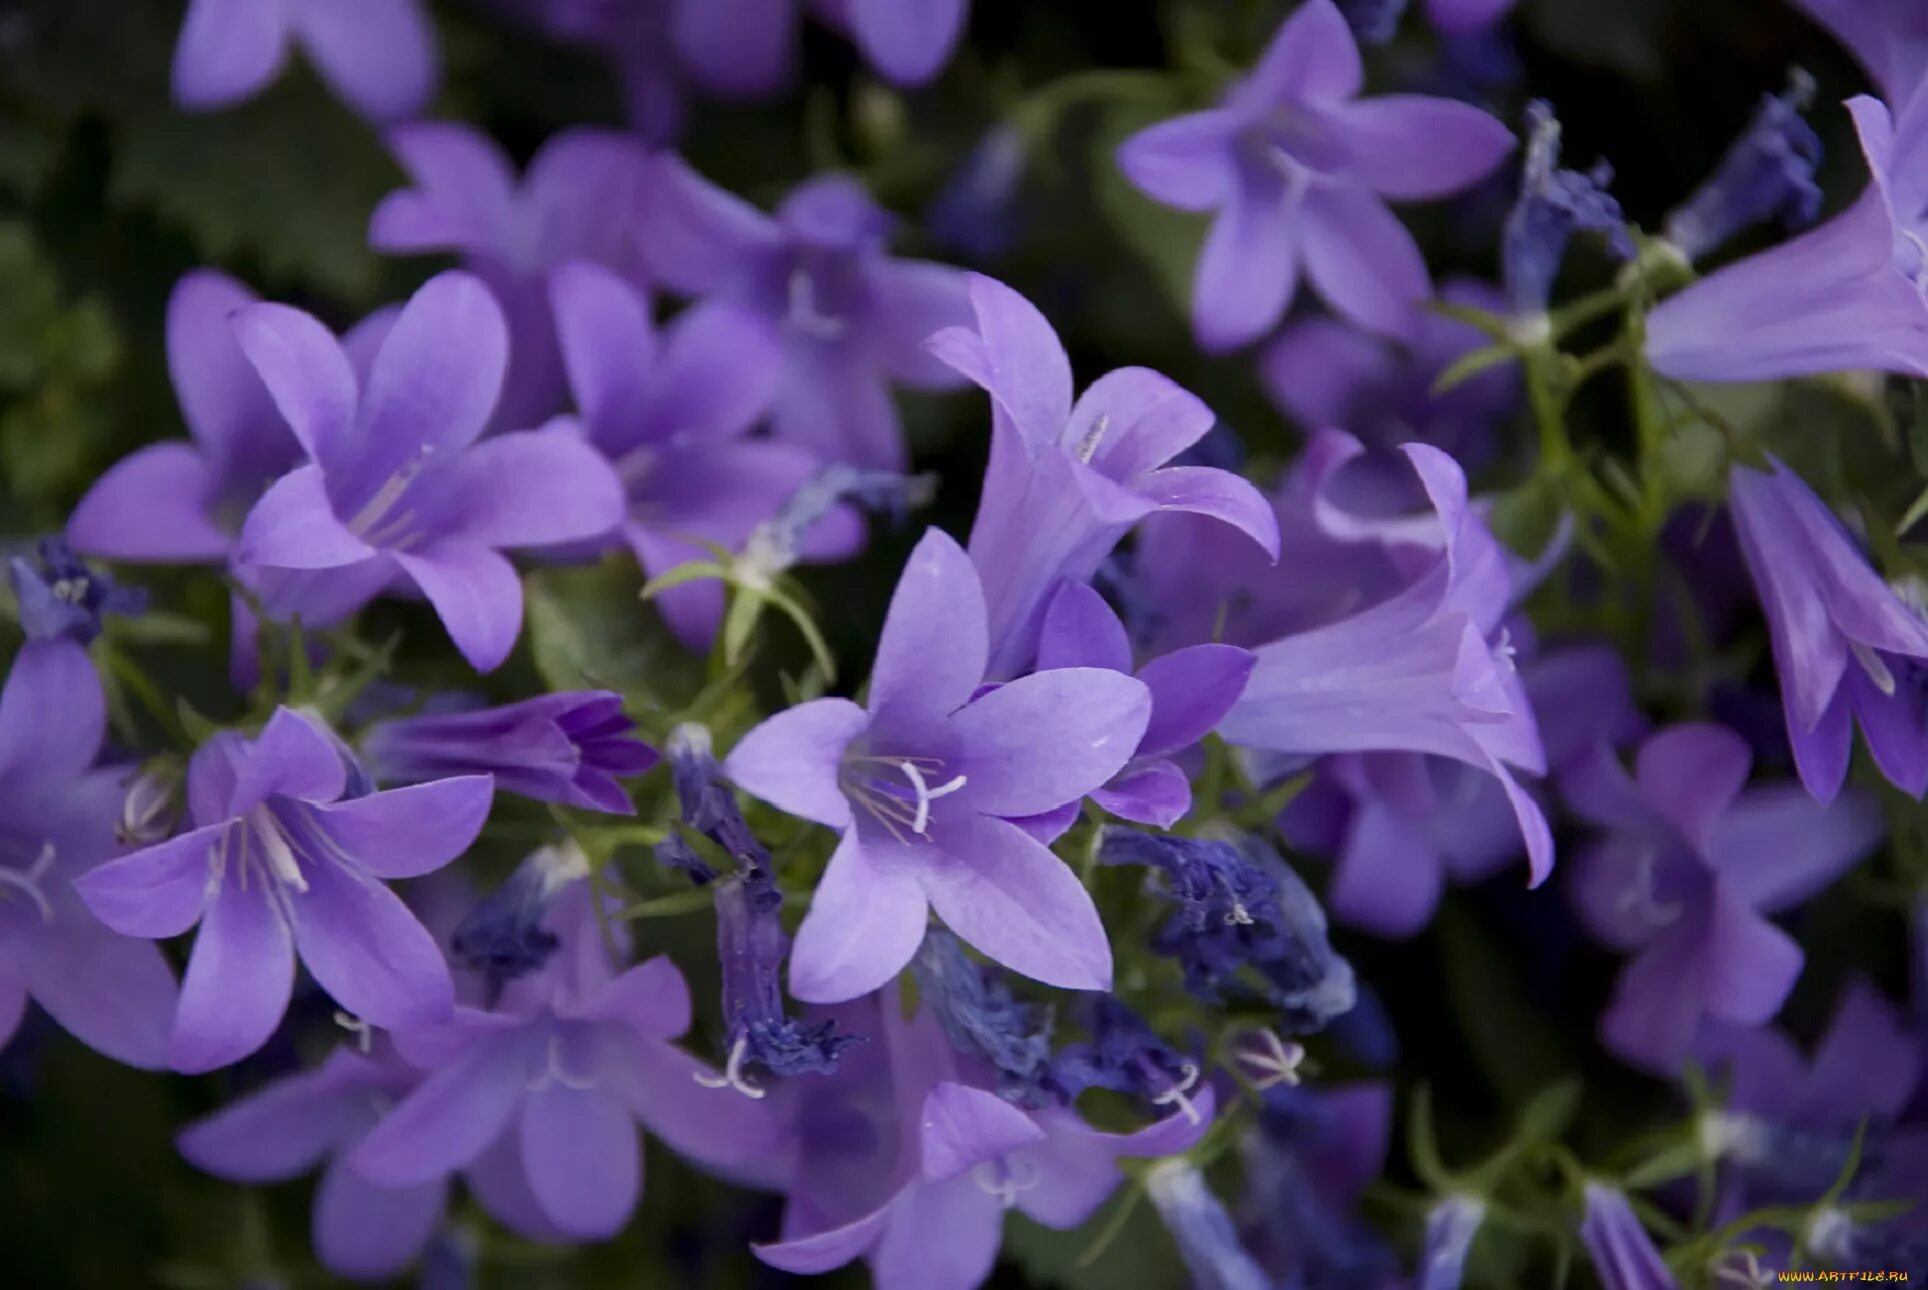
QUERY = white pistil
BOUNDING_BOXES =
[693,1035,766,1099]
[1075,414,1110,464]
[896,761,968,836]
[51,577,89,604]
[334,1011,373,1053]
[787,269,846,339]
[346,446,436,544]
[1495,627,1518,672]
[1152,1061,1203,1126]
[526,1034,598,1092]
[970,1156,1041,1208]
[0,841,57,923]
[250,808,309,893]
[1232,1029,1306,1091]
[1851,639,1897,696]
[1613,846,1679,929]
[1804,1207,1853,1262]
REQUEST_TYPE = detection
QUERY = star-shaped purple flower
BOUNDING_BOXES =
[0,640,178,1070]
[75,708,494,1072]
[230,270,627,672]
[722,528,1150,1002]
[1117,0,1513,351]
[172,0,437,121]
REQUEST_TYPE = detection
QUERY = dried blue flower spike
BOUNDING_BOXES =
[450,841,589,999]
[1053,998,1207,1124]
[1663,71,1822,262]
[1502,100,1635,318]
[9,536,148,644]
[912,929,1061,1105]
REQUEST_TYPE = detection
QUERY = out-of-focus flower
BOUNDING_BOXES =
[722,529,1149,1001]
[1502,100,1635,319]
[639,166,971,469]
[1788,0,1928,105]
[8,536,147,645]
[1419,1194,1487,1290]
[930,274,1279,676]
[0,641,178,1069]
[1117,0,1513,350]
[1565,722,1881,1072]
[449,841,589,997]
[1726,458,1928,803]
[1661,73,1822,263]
[928,125,1030,260]
[1645,84,1928,382]
[1240,1082,1401,1285]
[1579,1183,1679,1289]
[1338,0,1410,45]
[171,0,437,120]
[911,929,1059,1106]
[371,125,655,430]
[231,272,626,672]
[76,708,493,1071]
[1146,1159,1272,1290]
[1425,0,1518,35]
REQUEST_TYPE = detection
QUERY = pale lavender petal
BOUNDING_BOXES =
[871,1173,1004,1290]
[23,920,177,1070]
[921,814,1112,990]
[1036,580,1133,674]
[1237,0,1361,108]
[949,669,1151,816]
[1327,802,1444,937]
[353,271,507,474]
[0,640,102,790]
[237,465,377,570]
[1701,886,1803,1026]
[354,1031,529,1184]
[578,955,692,1040]
[286,856,456,1032]
[773,343,903,470]
[1600,920,1709,1073]
[1789,0,1928,104]
[1136,644,1258,758]
[1193,184,1302,354]
[292,0,437,122]
[871,260,972,387]
[926,273,1074,452]
[464,1122,573,1242]
[519,1085,640,1238]
[607,1036,791,1179]
[394,544,524,673]
[637,155,781,296]
[232,707,346,811]
[370,123,518,254]
[230,302,359,464]
[1116,111,1243,212]
[637,301,784,443]
[68,444,232,563]
[671,0,797,97]
[1301,185,1430,341]
[313,1158,445,1280]
[301,776,493,879]
[1019,1093,1216,1229]
[1091,761,1192,827]
[165,269,287,476]
[868,529,991,735]
[1137,467,1282,558]
[1632,723,1751,854]
[549,260,655,429]
[848,0,968,85]
[722,698,867,829]
[442,428,625,549]
[919,1081,1045,1182]
[1802,978,1922,1120]
[755,1202,895,1275]
[1788,691,1855,806]
[170,880,295,1073]
[1067,366,1216,481]
[177,1061,363,1181]
[789,831,930,1004]
[521,129,655,266]
[1326,96,1515,200]
[1709,783,1882,913]
[172,0,291,109]
[74,821,224,938]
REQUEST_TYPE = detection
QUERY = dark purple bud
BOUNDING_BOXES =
[8,536,147,644]
[928,125,1029,261]
[1664,72,1821,261]
[1502,101,1635,317]
[659,723,769,876]
[1053,998,1206,1125]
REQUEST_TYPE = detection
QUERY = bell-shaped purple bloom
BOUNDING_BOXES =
[930,274,1280,677]
[1419,1194,1487,1290]
[1789,0,1928,106]
[1579,1184,1679,1290]
[7,536,147,645]
[177,1045,447,1280]
[371,124,655,431]
[1116,0,1513,350]
[752,993,1211,1289]
[450,841,587,999]
[1036,581,1255,827]
[547,260,860,644]
[171,0,437,120]
[75,708,494,1072]
[639,165,971,469]
[0,640,178,1069]
[1646,85,1928,382]
[677,0,969,94]
[722,528,1151,1002]
[1219,442,1555,884]
[1727,457,1928,803]
[1565,722,1882,1072]
[351,878,781,1241]
[230,271,626,672]
[361,690,657,814]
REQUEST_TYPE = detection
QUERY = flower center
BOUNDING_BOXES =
[786,267,848,340]
[1614,845,1681,930]
[1146,1057,1204,1125]
[692,1034,767,1100]
[246,806,310,894]
[971,1155,1042,1208]
[841,755,968,843]
[345,445,438,549]
[0,840,58,924]
[525,1032,599,1092]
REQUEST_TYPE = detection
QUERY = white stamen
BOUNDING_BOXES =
[1075,414,1109,464]
[334,1011,374,1053]
[1495,627,1519,671]
[897,761,968,836]
[0,841,57,923]
[250,808,309,893]
[787,269,846,339]
[1225,900,1253,926]
[1851,639,1897,696]
[346,446,436,543]
[1711,1248,1771,1289]
[970,1156,1041,1208]
[1804,1207,1854,1262]
[1613,846,1680,929]
[1152,1061,1203,1126]
[526,1034,599,1092]
[1232,1029,1306,1090]
[51,577,88,604]
[693,1035,767,1099]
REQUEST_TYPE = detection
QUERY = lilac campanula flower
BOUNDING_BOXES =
[371,125,655,431]
[1219,443,1556,885]
[352,875,782,1241]
[7,536,146,644]
[176,1044,445,1280]
[1145,1160,1272,1290]
[1239,1081,1400,1286]
[0,640,178,1069]
[752,993,1211,1289]
[546,260,861,645]
[75,707,494,1072]
[1100,830,1356,1030]
[449,841,589,998]
[1260,278,1517,469]
[1034,580,1256,828]
[676,0,971,93]
[1116,0,1514,350]
[1580,1184,1679,1289]
[930,274,1280,677]
[1419,1194,1487,1290]
[362,690,657,814]
[171,0,437,120]
[1503,100,1635,320]
[1565,722,1882,1072]
[1645,84,1928,381]
[639,165,970,469]
[230,271,626,672]
[1787,0,1928,106]
[912,929,1059,1106]
[809,0,972,88]
[1661,73,1822,263]
[1726,457,1928,803]
[721,528,1150,1001]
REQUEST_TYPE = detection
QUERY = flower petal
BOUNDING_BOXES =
[1326,96,1515,201]
[353,1031,530,1185]
[23,917,178,1070]
[230,302,359,465]
[177,1057,366,1181]
[926,273,1074,453]
[170,880,295,1073]
[1193,183,1303,354]
[237,464,377,570]
[920,814,1112,991]
[74,821,224,939]
[637,155,781,296]
[313,1157,445,1280]
[300,776,494,879]
[292,0,437,122]
[68,443,233,563]
[549,260,656,430]
[869,528,991,736]
[1116,110,1243,212]
[848,0,968,85]
[370,123,518,254]
[1036,580,1133,674]
[442,427,626,549]
[788,831,930,1004]
[1235,0,1361,107]
[519,1085,640,1238]
[870,1173,1004,1290]
[1301,185,1430,341]
[1137,467,1282,559]
[286,855,455,1032]
[0,640,105,796]
[1090,761,1193,828]
[919,1081,1045,1182]
[171,0,291,109]
[351,271,507,480]
[722,698,867,829]
[394,544,524,674]
[1710,783,1882,913]
[1136,644,1258,758]
[948,668,1150,816]
[670,0,797,96]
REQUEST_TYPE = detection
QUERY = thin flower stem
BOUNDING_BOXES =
[614,888,719,921]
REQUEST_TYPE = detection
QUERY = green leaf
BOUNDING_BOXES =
[524,560,707,734]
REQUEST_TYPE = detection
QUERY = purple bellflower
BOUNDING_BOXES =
[351,875,784,1242]
[75,707,494,1072]
[371,124,655,431]
[1338,0,1410,45]
[639,165,971,469]
[1116,0,1514,351]
[8,536,147,645]
[230,271,626,672]
[1661,73,1823,263]
[1502,100,1635,319]
[680,0,970,94]
[547,260,861,644]
[929,273,1280,677]
[176,1044,445,1281]
[1580,1184,1680,1290]
[1564,722,1882,1073]
[1419,1193,1488,1290]
[362,691,657,815]
[722,528,1150,1001]
[1240,1080,1401,1286]
[1727,457,1928,803]
[1788,0,1928,107]
[0,641,178,1069]
[752,993,1212,1289]
[1219,442,1556,885]
[450,842,586,1000]
[1035,580,1256,828]
[171,0,437,120]
[1645,83,1928,382]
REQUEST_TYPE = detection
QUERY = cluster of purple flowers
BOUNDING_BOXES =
[13,0,1928,1286]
